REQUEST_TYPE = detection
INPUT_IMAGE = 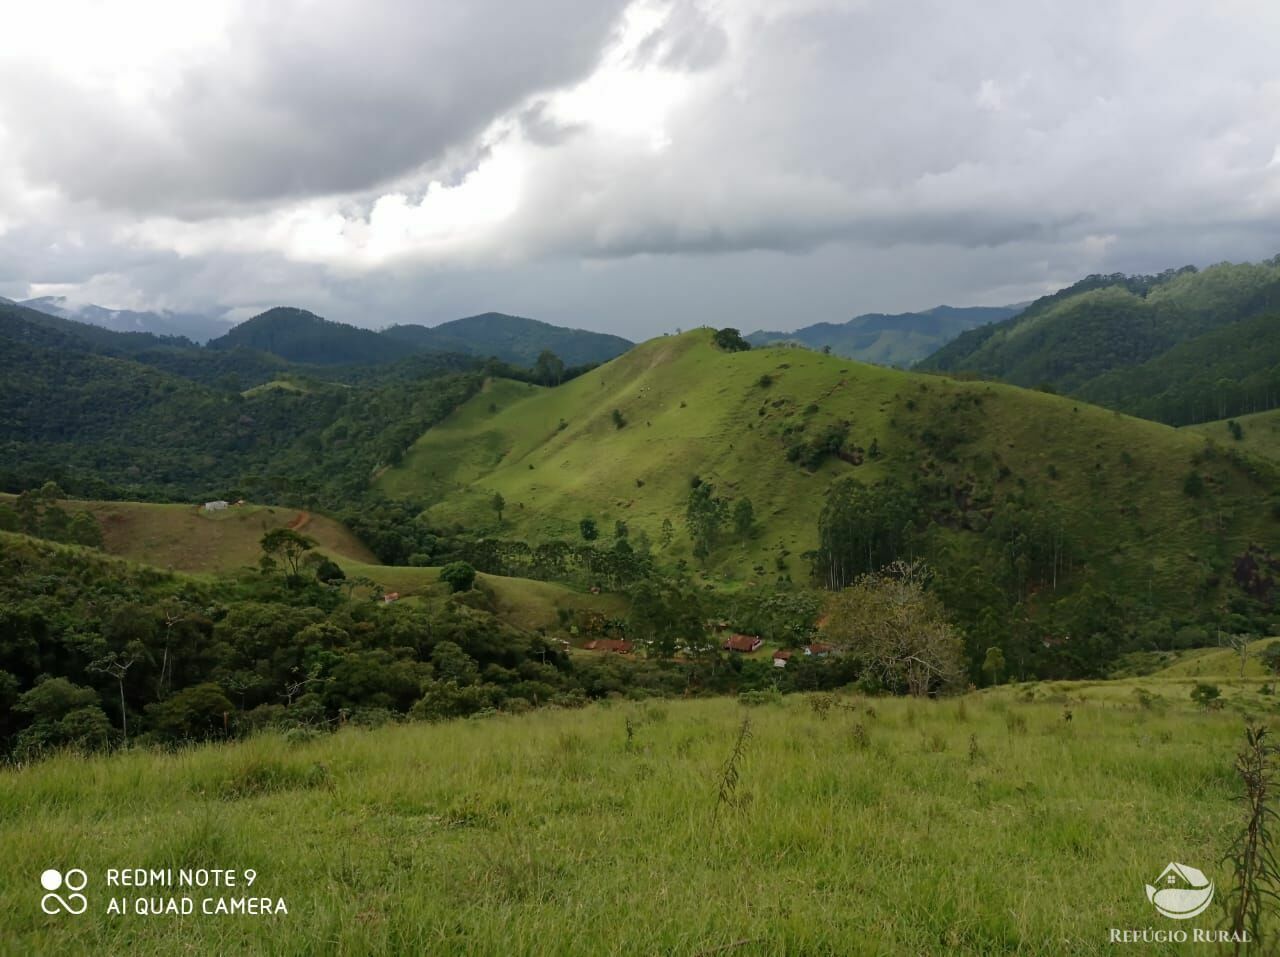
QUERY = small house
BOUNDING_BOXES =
[805,642,833,657]
[382,592,400,604]
[203,500,229,512]
[723,634,763,653]
[772,649,793,668]
[583,638,634,654]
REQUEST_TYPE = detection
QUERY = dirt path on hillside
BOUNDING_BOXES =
[287,511,311,532]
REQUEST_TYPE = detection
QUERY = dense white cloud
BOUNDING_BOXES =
[3,0,1280,336]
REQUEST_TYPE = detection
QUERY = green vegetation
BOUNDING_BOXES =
[1186,409,1280,464]
[2,686,1274,954]
[379,328,1279,678]
[919,258,1280,425]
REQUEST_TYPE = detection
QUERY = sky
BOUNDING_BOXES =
[4,0,1280,340]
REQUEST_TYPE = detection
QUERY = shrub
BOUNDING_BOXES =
[1190,682,1221,708]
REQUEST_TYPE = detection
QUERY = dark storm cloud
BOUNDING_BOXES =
[5,0,1280,340]
[0,0,628,214]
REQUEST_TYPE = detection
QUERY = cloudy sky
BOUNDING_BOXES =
[3,0,1280,339]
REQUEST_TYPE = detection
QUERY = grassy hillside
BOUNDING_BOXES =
[1185,409,1280,463]
[379,330,1277,641]
[918,259,1280,425]
[1,689,1268,955]
[93,501,375,572]
[0,493,620,631]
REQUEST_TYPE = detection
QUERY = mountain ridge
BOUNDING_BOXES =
[747,304,1022,367]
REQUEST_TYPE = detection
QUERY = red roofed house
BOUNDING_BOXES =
[382,592,400,604]
[772,648,793,668]
[805,642,833,657]
[583,638,634,654]
[724,633,763,653]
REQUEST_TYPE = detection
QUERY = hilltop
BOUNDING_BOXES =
[379,328,1278,672]
[748,304,1020,367]
[382,311,632,366]
[918,258,1280,425]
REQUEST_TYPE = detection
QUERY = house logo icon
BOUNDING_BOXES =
[1145,862,1214,920]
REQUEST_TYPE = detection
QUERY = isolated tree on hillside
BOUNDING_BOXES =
[982,646,1006,686]
[659,518,674,548]
[440,561,477,593]
[534,350,566,387]
[824,560,964,697]
[491,492,506,525]
[580,518,599,541]
[685,482,727,556]
[260,528,315,579]
[712,328,752,352]
[733,498,755,540]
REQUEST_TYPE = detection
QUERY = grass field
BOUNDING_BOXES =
[1185,409,1280,463]
[2,683,1272,955]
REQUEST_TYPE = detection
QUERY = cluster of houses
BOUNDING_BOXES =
[580,632,834,666]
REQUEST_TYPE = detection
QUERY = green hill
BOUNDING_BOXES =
[918,259,1280,425]
[379,329,1278,673]
[747,304,1020,367]
[381,311,632,367]
[0,307,481,508]
[1183,408,1280,463]
[207,307,410,366]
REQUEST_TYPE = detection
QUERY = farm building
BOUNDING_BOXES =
[583,639,634,654]
[382,592,400,604]
[724,634,763,653]
[202,500,229,512]
[805,643,834,657]
[772,649,793,668]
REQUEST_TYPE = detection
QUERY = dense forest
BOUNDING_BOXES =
[918,258,1280,425]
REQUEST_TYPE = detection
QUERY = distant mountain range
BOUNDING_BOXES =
[19,296,232,343]
[15,295,634,369]
[747,305,1023,367]
[207,308,633,367]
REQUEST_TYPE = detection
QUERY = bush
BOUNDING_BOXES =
[1190,682,1221,708]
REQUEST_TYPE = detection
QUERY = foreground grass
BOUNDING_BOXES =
[1,689,1270,955]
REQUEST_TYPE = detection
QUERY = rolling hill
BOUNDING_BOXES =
[1184,408,1280,464]
[918,258,1280,425]
[377,328,1278,671]
[381,311,632,366]
[206,307,409,365]
[747,304,1020,367]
